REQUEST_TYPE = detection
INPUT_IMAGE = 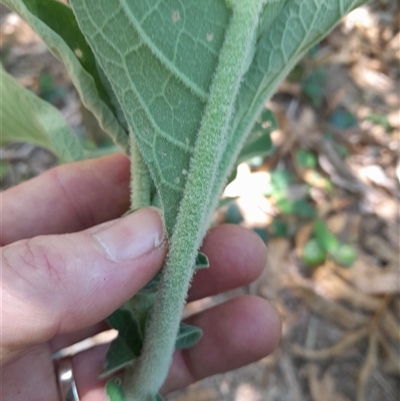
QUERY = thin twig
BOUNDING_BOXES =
[291,326,368,360]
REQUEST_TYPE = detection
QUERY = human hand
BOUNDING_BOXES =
[1,153,281,400]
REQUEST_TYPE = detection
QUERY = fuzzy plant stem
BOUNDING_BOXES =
[125,1,266,399]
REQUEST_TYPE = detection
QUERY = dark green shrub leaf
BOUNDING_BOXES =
[175,323,203,350]
[302,238,326,266]
[102,310,143,377]
[301,68,326,107]
[292,200,316,218]
[237,108,276,164]
[106,377,126,401]
[195,252,209,270]
[329,109,357,129]
[225,202,244,225]
[314,219,339,253]
[333,243,357,267]
[296,149,317,169]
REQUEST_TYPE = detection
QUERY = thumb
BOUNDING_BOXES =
[1,208,166,364]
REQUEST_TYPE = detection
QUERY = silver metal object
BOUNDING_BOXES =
[55,357,80,401]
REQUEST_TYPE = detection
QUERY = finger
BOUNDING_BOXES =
[1,153,130,246]
[51,224,265,353]
[162,296,281,394]
[72,296,281,399]
[188,224,267,302]
[0,344,58,401]
[50,322,110,354]
[1,208,166,365]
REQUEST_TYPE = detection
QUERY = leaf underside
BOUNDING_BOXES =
[67,0,365,236]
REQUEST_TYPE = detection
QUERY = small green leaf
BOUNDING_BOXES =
[276,198,295,215]
[155,395,164,401]
[237,108,276,164]
[333,243,357,267]
[314,219,339,253]
[365,113,391,131]
[301,68,326,107]
[253,227,268,243]
[0,67,85,162]
[271,219,288,238]
[102,310,143,378]
[195,252,209,270]
[292,200,316,218]
[175,323,203,350]
[302,238,326,266]
[296,149,317,169]
[329,109,358,129]
[225,202,244,225]
[106,377,126,401]
[271,169,293,192]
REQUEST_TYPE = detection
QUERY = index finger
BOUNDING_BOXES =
[1,153,131,246]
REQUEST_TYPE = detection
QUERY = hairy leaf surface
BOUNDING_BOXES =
[68,0,365,235]
[69,0,230,233]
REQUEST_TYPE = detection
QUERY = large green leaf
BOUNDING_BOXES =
[69,0,231,233]
[0,67,85,162]
[68,0,365,234]
[2,0,129,152]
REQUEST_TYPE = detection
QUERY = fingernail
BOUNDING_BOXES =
[92,208,165,261]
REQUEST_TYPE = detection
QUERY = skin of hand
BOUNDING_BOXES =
[0,153,281,401]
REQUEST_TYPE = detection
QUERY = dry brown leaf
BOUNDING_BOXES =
[306,364,337,401]
[388,109,400,129]
[258,238,290,299]
[295,223,313,258]
[362,235,398,264]
[337,256,400,295]
[326,213,348,235]
[357,329,379,401]
[314,265,382,312]
[291,287,369,329]
[302,169,330,189]
[291,326,368,360]
[350,60,394,94]
[355,271,400,295]
[234,383,263,401]
[280,354,304,401]
[378,331,400,376]
[381,310,400,342]
[172,388,219,401]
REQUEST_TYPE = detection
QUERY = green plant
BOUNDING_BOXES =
[302,219,358,268]
[0,0,367,399]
